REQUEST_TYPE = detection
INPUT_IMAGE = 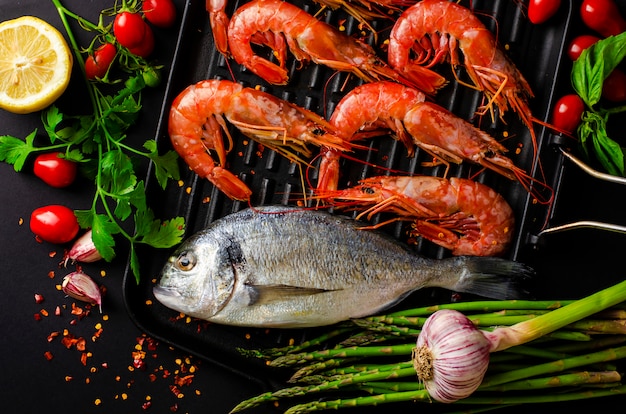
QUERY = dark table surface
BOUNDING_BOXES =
[2,0,626,413]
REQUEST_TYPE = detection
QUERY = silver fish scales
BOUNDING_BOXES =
[153,206,532,328]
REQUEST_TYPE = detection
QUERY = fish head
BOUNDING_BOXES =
[153,233,235,319]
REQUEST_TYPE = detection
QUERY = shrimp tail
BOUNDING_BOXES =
[207,0,230,55]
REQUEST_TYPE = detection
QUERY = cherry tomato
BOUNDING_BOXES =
[30,205,80,244]
[551,94,586,134]
[113,11,148,49]
[84,43,117,80]
[581,0,626,38]
[528,0,561,24]
[602,69,626,102]
[142,0,177,28]
[128,25,155,58]
[567,34,600,61]
[33,152,78,188]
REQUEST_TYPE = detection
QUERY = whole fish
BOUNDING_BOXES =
[153,206,532,328]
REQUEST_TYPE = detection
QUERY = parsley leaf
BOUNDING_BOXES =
[0,130,37,171]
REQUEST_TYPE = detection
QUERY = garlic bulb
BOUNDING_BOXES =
[413,309,492,403]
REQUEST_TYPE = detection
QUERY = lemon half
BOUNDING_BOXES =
[0,16,73,114]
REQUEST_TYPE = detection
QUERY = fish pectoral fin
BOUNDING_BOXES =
[248,284,337,306]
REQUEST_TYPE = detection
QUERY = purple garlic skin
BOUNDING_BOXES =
[65,230,102,265]
[61,271,102,312]
[414,309,491,403]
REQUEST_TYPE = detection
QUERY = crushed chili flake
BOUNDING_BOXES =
[49,250,57,258]
[40,309,49,317]
[170,403,179,412]
[81,352,88,366]
[142,401,152,410]
[34,313,42,321]
[55,306,62,316]
[35,293,44,303]
[47,331,60,342]
[94,398,102,406]
[48,270,55,279]
[18,217,24,225]
[65,376,73,382]
[44,351,54,361]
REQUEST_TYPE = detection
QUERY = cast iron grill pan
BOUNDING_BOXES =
[123,0,616,403]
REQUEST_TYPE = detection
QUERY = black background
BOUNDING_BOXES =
[2,0,626,413]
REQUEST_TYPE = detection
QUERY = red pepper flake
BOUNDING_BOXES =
[169,403,179,412]
[34,313,42,321]
[49,250,57,258]
[55,306,62,316]
[44,351,54,361]
[101,362,109,369]
[169,385,183,398]
[47,331,59,342]
[40,309,49,317]
[65,376,73,382]
[174,374,194,387]
[48,270,55,279]
[34,293,44,303]
[81,352,88,366]
[142,401,152,410]
[18,217,24,225]
[148,373,157,382]
[76,337,87,351]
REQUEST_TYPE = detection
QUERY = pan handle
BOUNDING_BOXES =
[558,146,626,185]
[526,221,626,245]
[526,145,626,246]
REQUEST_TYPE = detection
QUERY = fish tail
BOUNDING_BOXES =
[450,257,534,300]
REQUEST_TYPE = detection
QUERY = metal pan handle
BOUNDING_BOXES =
[558,146,626,185]
[527,145,626,246]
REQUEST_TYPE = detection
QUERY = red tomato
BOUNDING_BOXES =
[602,69,626,102]
[551,94,586,134]
[142,0,177,28]
[33,152,78,188]
[113,11,148,49]
[84,43,117,80]
[581,0,626,37]
[30,205,80,244]
[528,0,561,24]
[567,34,600,61]
[128,25,155,58]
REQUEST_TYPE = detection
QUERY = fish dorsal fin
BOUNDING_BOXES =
[247,284,336,306]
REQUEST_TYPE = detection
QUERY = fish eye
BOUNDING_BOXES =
[175,251,196,271]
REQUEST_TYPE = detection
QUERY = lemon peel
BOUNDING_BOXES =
[0,16,73,114]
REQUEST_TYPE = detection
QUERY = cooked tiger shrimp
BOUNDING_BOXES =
[207,0,230,55]
[319,175,515,256]
[317,81,528,193]
[168,79,350,201]
[388,0,536,147]
[227,0,444,94]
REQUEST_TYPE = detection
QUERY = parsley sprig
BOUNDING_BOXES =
[572,31,626,176]
[0,0,185,282]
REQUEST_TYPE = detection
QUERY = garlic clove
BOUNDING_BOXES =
[414,309,491,403]
[64,230,103,265]
[61,271,103,312]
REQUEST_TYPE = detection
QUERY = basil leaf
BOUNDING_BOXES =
[572,31,626,107]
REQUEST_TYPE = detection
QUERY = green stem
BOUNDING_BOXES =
[389,300,573,317]
[480,345,626,389]
[487,279,626,351]
[269,344,415,367]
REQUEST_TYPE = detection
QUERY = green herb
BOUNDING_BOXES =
[572,31,626,176]
[0,0,185,282]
